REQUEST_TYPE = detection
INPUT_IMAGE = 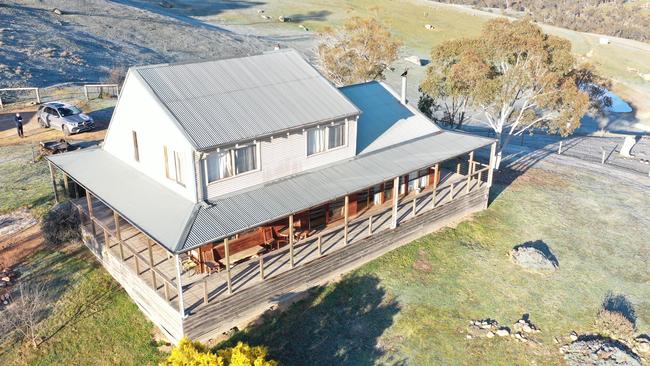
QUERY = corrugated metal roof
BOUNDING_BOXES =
[48,130,492,253]
[340,81,441,154]
[47,148,196,251]
[135,49,360,151]
[180,130,493,251]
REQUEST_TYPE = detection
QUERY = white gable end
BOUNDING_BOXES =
[103,71,197,202]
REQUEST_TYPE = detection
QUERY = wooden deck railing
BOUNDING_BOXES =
[70,200,179,303]
[193,171,488,306]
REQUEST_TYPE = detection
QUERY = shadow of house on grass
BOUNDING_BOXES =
[513,240,559,268]
[220,274,402,366]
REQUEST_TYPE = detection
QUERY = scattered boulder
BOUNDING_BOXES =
[52,8,63,15]
[570,331,579,341]
[222,326,239,337]
[261,14,271,20]
[424,24,434,30]
[496,328,510,337]
[278,15,291,22]
[513,317,541,334]
[510,241,558,271]
[159,1,174,8]
[561,337,641,366]
[634,336,650,354]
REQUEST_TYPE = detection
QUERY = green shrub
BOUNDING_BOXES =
[161,337,277,366]
[41,202,81,246]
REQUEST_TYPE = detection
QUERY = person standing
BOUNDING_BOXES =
[15,113,24,138]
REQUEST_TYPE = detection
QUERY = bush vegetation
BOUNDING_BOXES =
[162,337,277,366]
[41,202,81,246]
[435,0,650,42]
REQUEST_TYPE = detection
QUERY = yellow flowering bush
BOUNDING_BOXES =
[161,338,277,366]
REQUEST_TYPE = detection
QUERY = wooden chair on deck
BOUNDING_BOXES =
[203,248,222,274]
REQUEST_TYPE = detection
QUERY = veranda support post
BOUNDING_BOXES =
[113,211,125,260]
[174,254,186,317]
[48,161,59,204]
[85,190,96,236]
[390,176,399,229]
[487,142,497,188]
[343,195,349,245]
[225,238,232,294]
[289,215,294,268]
[467,151,475,193]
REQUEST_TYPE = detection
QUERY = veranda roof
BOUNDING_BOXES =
[48,130,493,253]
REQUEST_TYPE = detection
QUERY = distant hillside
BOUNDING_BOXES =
[433,0,650,43]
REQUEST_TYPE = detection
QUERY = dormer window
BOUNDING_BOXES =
[307,122,346,156]
[206,143,259,183]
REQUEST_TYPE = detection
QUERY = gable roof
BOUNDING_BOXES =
[134,49,360,151]
[340,81,441,154]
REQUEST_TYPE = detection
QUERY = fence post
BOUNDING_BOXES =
[35,88,41,104]
[601,148,606,165]
[83,85,89,101]
[0,96,3,109]
[368,215,373,235]
[558,141,563,155]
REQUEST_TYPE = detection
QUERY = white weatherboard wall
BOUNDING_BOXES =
[103,71,197,202]
[205,118,358,198]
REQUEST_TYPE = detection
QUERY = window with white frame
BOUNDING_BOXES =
[205,143,258,183]
[163,146,184,185]
[307,122,346,156]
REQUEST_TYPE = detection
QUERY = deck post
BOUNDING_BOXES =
[174,254,186,318]
[259,255,265,279]
[289,215,294,268]
[317,235,322,255]
[487,142,497,188]
[48,161,60,204]
[113,211,124,260]
[203,281,208,304]
[412,195,417,216]
[449,182,455,203]
[431,164,439,209]
[62,173,70,199]
[368,215,373,235]
[103,228,109,249]
[147,239,157,290]
[466,151,474,193]
[225,238,232,294]
[390,176,399,229]
[85,190,96,236]
[343,195,349,245]
[456,158,461,174]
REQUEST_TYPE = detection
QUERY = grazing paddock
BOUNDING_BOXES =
[223,162,650,365]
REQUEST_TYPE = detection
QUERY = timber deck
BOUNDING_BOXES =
[73,168,489,341]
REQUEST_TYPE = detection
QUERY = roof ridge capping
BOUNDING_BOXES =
[130,48,299,72]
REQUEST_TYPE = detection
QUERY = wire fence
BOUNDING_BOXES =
[0,83,119,110]
[455,125,650,177]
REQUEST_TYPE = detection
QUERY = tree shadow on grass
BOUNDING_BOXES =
[602,292,636,325]
[220,274,403,366]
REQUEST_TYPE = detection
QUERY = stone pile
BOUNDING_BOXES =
[466,319,510,339]
[561,337,641,366]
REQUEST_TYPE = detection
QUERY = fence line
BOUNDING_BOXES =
[0,83,120,110]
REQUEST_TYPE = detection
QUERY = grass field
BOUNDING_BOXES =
[0,150,648,364]
[0,145,53,217]
[222,163,650,365]
[0,244,164,366]
[194,0,650,116]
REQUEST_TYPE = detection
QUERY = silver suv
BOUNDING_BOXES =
[36,102,95,135]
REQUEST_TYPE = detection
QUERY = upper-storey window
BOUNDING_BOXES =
[163,146,184,186]
[307,122,346,156]
[206,143,258,183]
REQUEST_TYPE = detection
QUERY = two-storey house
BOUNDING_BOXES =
[47,49,496,342]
